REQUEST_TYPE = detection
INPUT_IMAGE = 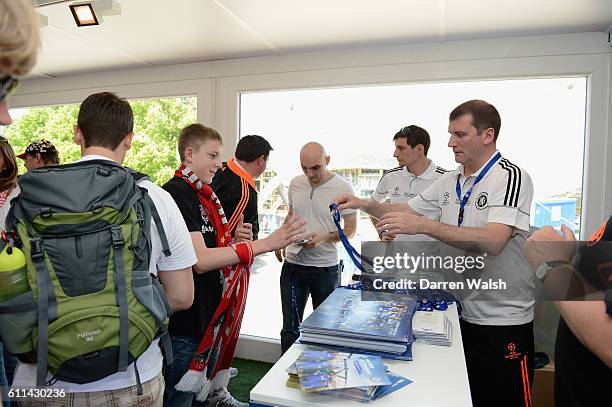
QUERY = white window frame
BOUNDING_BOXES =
[10,79,215,125]
[218,54,608,240]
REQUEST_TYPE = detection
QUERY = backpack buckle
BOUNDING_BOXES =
[30,238,44,260]
[110,227,124,248]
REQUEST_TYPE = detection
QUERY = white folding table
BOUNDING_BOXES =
[250,304,472,407]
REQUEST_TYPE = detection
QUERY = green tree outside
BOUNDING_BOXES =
[3,96,197,185]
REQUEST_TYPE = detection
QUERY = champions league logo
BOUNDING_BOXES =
[476,192,488,210]
[442,192,450,206]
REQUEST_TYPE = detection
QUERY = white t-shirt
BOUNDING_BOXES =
[12,155,197,392]
[371,161,446,204]
[372,161,445,243]
[286,174,356,267]
[408,151,535,326]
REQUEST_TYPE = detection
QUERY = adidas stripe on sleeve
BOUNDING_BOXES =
[487,158,533,232]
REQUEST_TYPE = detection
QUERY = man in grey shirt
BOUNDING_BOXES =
[276,142,357,354]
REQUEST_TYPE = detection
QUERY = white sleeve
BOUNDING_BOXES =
[487,166,533,232]
[371,174,388,203]
[143,182,197,272]
[408,177,443,220]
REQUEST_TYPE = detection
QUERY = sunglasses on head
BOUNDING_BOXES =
[0,75,19,103]
[399,126,413,136]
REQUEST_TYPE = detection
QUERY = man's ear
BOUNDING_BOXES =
[184,146,193,163]
[124,132,134,151]
[74,125,83,146]
[325,155,330,165]
[35,153,43,163]
[482,128,495,146]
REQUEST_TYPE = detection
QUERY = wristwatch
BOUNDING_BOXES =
[536,260,571,282]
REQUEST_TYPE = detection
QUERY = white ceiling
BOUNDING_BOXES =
[31,0,612,78]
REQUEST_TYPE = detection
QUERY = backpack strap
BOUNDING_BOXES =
[110,226,129,373]
[142,192,171,257]
[128,169,149,183]
[150,276,174,365]
[131,175,172,258]
[133,359,144,396]
[31,237,53,387]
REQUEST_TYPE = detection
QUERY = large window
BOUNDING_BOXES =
[3,96,197,184]
[239,77,587,340]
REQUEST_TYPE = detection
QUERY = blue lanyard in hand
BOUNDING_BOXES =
[329,203,372,272]
[455,152,501,227]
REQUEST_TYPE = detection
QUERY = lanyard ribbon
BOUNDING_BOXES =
[329,203,372,272]
[455,152,501,227]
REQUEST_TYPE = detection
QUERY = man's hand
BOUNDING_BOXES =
[381,233,396,242]
[301,232,329,249]
[524,224,577,271]
[332,193,366,212]
[264,216,306,252]
[234,214,253,242]
[376,212,424,237]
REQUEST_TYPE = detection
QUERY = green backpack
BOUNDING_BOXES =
[0,159,173,392]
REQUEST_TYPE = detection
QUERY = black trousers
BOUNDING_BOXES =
[279,261,339,354]
[460,320,534,407]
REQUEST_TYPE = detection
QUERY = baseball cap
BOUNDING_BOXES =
[16,139,57,159]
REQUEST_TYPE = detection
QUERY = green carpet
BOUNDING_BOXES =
[227,358,274,403]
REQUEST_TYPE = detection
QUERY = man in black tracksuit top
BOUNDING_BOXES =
[525,217,612,407]
[211,135,273,241]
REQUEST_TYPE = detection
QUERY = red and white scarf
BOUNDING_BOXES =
[173,165,253,401]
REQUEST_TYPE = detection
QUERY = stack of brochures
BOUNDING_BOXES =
[286,350,413,402]
[299,288,417,360]
[412,311,452,347]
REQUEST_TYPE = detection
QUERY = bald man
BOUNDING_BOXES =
[276,142,357,353]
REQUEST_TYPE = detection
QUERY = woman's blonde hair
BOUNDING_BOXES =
[0,137,17,193]
[0,0,41,76]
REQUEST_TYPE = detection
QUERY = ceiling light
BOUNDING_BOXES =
[69,3,98,26]
[69,0,121,27]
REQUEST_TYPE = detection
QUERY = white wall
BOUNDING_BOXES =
[10,31,612,361]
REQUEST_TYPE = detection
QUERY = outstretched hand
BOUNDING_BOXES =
[376,212,424,237]
[265,216,306,252]
[331,193,364,212]
[524,224,577,270]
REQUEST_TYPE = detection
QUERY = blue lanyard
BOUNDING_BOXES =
[455,152,501,227]
[329,203,372,272]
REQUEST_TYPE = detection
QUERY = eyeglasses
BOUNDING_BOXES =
[0,75,19,103]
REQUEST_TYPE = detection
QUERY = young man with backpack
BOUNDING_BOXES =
[7,92,197,406]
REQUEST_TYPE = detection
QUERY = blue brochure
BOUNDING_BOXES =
[300,288,417,344]
[294,350,391,392]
